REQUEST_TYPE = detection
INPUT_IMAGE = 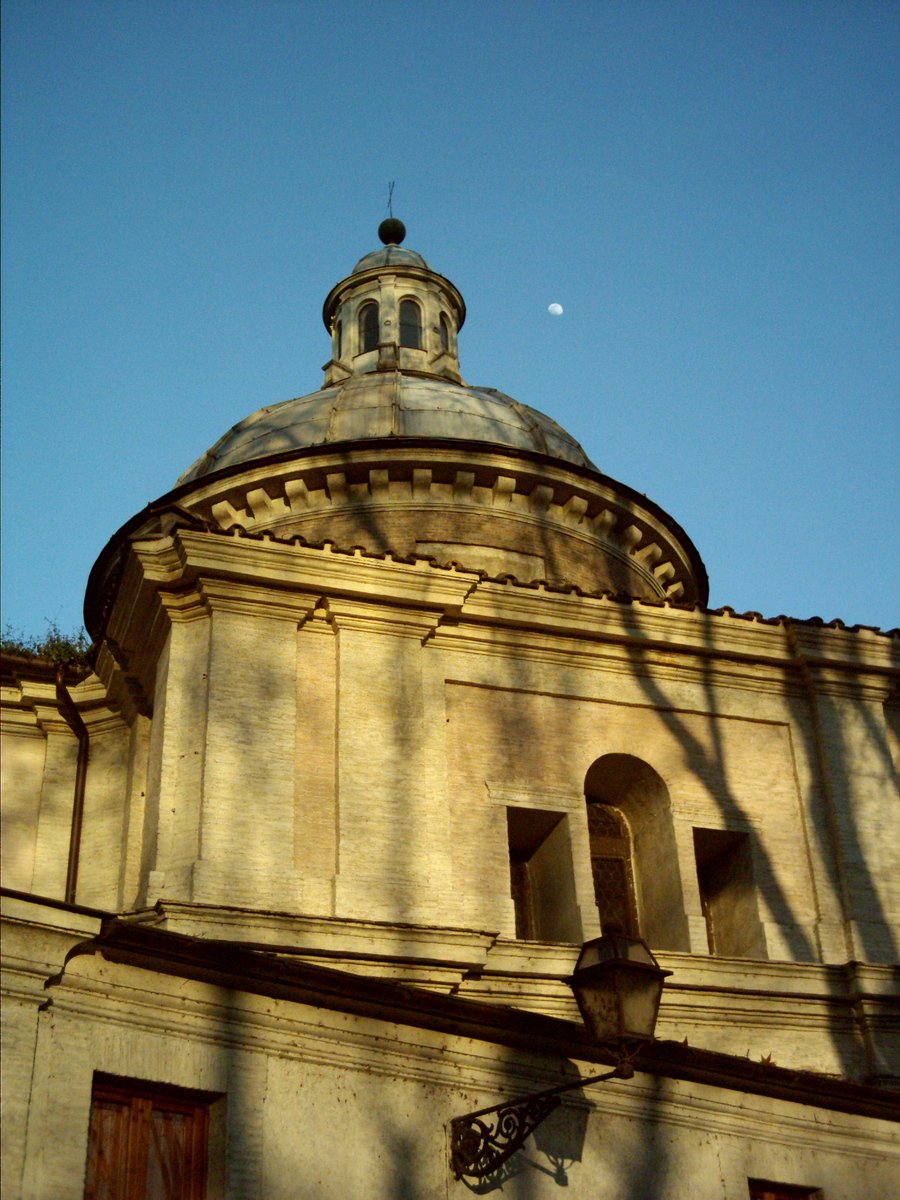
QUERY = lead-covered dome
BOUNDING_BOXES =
[179,374,595,484]
[182,222,593,483]
[352,245,429,272]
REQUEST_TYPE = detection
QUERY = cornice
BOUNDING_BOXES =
[5,900,894,1007]
[87,498,898,662]
[5,893,897,1130]
[658,991,885,1036]
[175,447,697,603]
[146,900,499,967]
[21,942,889,1163]
[127,535,190,583]
[323,596,446,641]
[3,674,103,712]
[0,661,137,733]
[197,576,320,623]
[799,663,898,703]
[6,894,895,1033]
[28,702,121,739]
[126,522,895,674]
[0,710,46,738]
[1,891,107,936]
[128,528,480,616]
[458,586,899,685]
[156,585,210,622]
[430,621,809,698]
[36,918,900,1127]
[5,534,893,756]
[70,522,897,720]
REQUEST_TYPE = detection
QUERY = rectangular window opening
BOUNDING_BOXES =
[748,1179,823,1199]
[694,828,767,959]
[85,1072,222,1200]
[507,807,580,943]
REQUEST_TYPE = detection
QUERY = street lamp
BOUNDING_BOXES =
[449,932,671,1181]
[569,931,671,1050]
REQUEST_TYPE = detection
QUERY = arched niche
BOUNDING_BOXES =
[584,753,689,952]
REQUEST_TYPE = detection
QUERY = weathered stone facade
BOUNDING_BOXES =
[2,223,898,1198]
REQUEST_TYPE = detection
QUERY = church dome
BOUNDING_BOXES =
[178,374,596,484]
[85,221,708,629]
[181,221,593,483]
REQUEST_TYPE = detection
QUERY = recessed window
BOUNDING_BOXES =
[399,298,422,349]
[507,807,579,942]
[439,313,450,351]
[586,801,640,936]
[84,1073,219,1200]
[748,1180,823,1199]
[334,318,343,359]
[583,754,690,952]
[358,301,379,353]
[694,828,767,958]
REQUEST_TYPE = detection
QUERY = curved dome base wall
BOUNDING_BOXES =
[169,444,703,601]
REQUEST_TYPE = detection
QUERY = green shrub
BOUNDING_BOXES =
[1,621,91,668]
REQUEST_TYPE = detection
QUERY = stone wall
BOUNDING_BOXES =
[3,529,898,962]
[3,897,898,1200]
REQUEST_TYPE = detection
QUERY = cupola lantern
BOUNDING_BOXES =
[322,220,466,385]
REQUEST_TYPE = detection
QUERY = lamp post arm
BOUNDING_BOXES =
[450,1065,625,1181]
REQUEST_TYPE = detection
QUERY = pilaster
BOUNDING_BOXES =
[808,669,900,964]
[294,608,339,915]
[329,598,452,924]
[145,606,211,904]
[190,579,316,910]
[28,714,78,900]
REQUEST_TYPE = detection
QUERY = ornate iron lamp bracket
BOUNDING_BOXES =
[450,1064,625,1181]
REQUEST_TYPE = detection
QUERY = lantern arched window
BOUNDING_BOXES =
[359,302,379,353]
[399,299,422,349]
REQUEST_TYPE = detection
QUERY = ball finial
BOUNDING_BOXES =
[378,217,406,246]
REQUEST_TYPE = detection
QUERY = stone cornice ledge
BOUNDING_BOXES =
[139,900,499,968]
[459,585,900,677]
[2,891,107,937]
[45,917,900,1124]
[132,529,479,614]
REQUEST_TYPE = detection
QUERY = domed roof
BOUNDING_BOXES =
[352,244,429,273]
[178,372,596,484]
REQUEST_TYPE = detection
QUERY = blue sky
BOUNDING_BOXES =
[2,0,898,636]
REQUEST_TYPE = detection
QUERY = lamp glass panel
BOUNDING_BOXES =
[574,977,620,1042]
[575,935,658,972]
[622,941,655,965]
[618,972,663,1039]
[575,942,603,970]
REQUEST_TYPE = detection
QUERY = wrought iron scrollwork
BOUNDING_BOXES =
[450,1066,622,1181]
[451,1092,562,1180]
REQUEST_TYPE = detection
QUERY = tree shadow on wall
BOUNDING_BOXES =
[619,597,896,1081]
